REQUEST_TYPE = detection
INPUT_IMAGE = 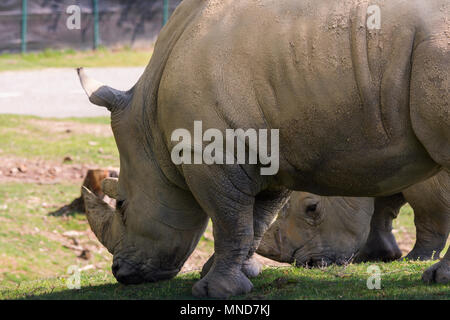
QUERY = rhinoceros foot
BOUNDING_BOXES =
[355,229,402,262]
[404,249,439,261]
[201,254,262,279]
[193,269,253,299]
[422,260,450,284]
[241,256,263,278]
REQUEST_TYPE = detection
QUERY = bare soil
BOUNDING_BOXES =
[28,119,113,137]
[0,156,117,184]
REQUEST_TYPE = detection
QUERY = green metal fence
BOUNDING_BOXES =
[19,0,171,54]
[21,0,28,53]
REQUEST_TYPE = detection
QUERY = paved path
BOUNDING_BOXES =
[0,67,145,118]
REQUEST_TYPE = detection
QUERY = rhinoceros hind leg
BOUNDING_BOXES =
[355,194,405,262]
[405,249,438,261]
[405,238,446,261]
[245,189,291,275]
[422,250,450,284]
[402,172,450,261]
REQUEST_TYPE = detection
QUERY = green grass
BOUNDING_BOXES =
[0,182,112,285]
[0,114,118,167]
[0,47,151,72]
[0,261,448,300]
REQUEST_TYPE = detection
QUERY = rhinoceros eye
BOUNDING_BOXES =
[305,203,318,213]
[116,200,125,210]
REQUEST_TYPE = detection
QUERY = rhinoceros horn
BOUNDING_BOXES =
[77,67,131,111]
[102,177,119,199]
[82,186,117,252]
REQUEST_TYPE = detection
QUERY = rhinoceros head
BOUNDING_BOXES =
[257,192,374,267]
[78,68,208,284]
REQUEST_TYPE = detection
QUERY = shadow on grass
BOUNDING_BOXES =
[17,268,450,300]
[48,197,85,217]
[23,277,199,300]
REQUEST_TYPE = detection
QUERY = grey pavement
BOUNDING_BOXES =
[0,67,145,118]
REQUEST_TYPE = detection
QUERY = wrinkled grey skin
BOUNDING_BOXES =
[258,171,449,266]
[79,0,449,297]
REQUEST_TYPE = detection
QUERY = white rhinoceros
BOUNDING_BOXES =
[78,0,449,298]
[257,170,449,266]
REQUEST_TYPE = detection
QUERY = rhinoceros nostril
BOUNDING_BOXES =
[111,261,144,285]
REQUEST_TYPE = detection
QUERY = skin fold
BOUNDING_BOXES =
[258,171,449,266]
[78,0,449,298]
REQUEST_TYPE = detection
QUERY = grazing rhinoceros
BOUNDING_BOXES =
[78,0,449,298]
[257,171,449,266]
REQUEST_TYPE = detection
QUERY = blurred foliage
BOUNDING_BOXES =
[0,114,118,167]
[0,47,151,72]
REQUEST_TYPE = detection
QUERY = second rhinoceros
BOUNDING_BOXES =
[257,170,449,266]
[79,0,449,298]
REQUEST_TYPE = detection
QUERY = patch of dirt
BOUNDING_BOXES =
[28,119,113,137]
[393,227,415,255]
[0,156,117,184]
[21,225,111,262]
[181,247,211,274]
[255,254,290,268]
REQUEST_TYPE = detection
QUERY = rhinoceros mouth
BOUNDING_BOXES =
[112,258,180,284]
[295,255,333,268]
[294,251,355,268]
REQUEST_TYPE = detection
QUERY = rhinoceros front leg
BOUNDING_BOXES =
[422,247,450,284]
[201,188,291,279]
[355,194,405,262]
[183,164,258,298]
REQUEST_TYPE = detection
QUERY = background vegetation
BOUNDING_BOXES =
[0,47,151,72]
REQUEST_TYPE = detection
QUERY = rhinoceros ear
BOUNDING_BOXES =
[77,67,131,112]
[102,177,119,199]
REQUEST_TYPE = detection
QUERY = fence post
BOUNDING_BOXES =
[21,0,28,53]
[93,0,100,49]
[163,0,169,26]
